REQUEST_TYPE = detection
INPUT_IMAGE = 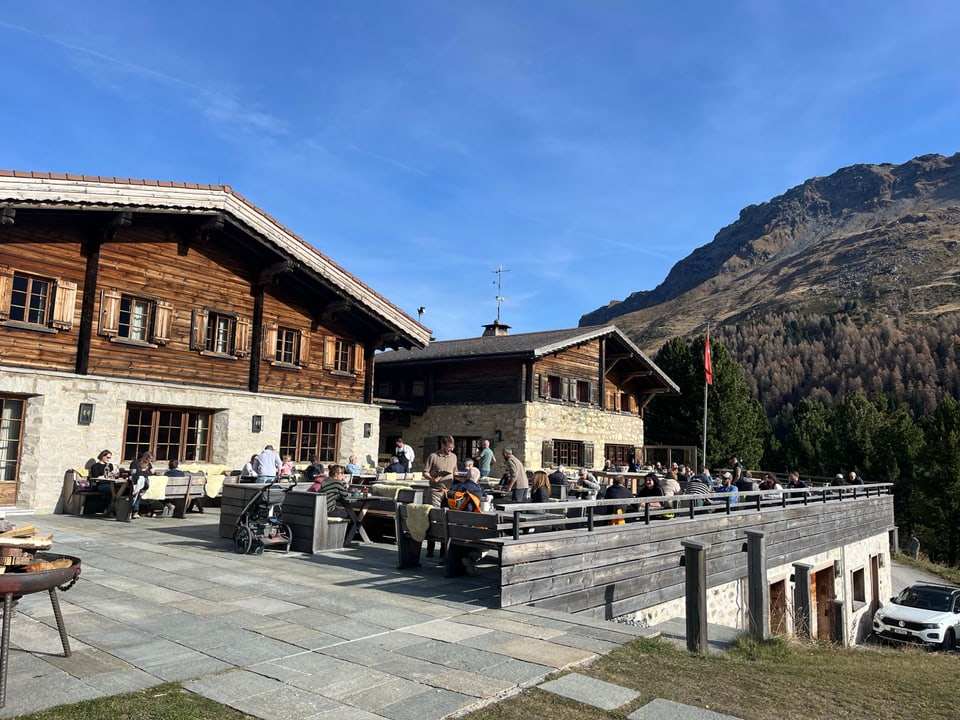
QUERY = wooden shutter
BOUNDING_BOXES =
[323,335,336,369]
[541,440,555,466]
[262,323,278,361]
[234,317,251,358]
[353,343,364,373]
[98,289,121,337]
[539,374,549,398]
[629,395,638,413]
[589,381,598,405]
[298,329,310,367]
[190,308,208,351]
[584,443,595,468]
[51,279,77,330]
[152,300,172,345]
[0,267,11,320]
[561,378,570,401]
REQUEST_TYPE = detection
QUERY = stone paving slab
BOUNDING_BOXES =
[0,511,674,720]
[538,672,641,711]
[627,698,743,719]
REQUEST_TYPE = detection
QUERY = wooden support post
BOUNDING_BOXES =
[682,539,710,655]
[745,529,770,640]
[792,562,813,639]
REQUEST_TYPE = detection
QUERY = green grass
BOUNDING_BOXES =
[462,636,960,720]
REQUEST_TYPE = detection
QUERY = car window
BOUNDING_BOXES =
[895,586,955,612]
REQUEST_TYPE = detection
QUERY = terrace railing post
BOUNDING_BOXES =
[681,539,710,655]
[644,502,650,524]
[792,562,813,639]
[512,512,520,540]
[745,529,770,640]
[587,506,595,532]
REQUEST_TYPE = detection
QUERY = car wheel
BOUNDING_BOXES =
[941,628,955,651]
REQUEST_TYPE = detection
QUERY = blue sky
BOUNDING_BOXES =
[2,2,958,341]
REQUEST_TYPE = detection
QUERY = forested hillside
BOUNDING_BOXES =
[715,310,960,432]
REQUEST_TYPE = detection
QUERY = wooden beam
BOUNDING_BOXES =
[102,211,132,241]
[0,206,15,228]
[320,299,353,323]
[257,259,296,286]
[178,213,225,255]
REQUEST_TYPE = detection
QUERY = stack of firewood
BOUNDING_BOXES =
[0,525,53,572]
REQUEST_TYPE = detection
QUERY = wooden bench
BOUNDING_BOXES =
[158,473,207,518]
[59,469,105,515]
[396,505,504,577]
[283,489,348,553]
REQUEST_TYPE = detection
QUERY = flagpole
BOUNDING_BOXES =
[702,324,710,469]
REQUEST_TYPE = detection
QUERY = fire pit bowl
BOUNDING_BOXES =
[0,552,81,708]
[0,553,81,596]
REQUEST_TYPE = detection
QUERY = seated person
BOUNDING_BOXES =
[304,454,326,487]
[547,465,569,487]
[345,455,363,476]
[88,449,117,496]
[637,472,665,509]
[240,454,259,482]
[321,464,351,518]
[127,459,151,519]
[714,472,739,503]
[530,470,552,504]
[385,456,406,474]
[574,468,601,498]
[165,459,185,477]
[603,475,635,519]
[448,467,484,512]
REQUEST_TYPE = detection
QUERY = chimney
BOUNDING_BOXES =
[481,320,510,337]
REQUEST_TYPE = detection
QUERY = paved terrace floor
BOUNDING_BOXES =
[1,508,686,720]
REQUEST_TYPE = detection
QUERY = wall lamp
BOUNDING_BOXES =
[251,415,263,433]
[77,403,95,426]
[363,422,372,438]
[494,429,503,443]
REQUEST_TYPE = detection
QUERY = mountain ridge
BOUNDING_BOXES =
[581,152,960,353]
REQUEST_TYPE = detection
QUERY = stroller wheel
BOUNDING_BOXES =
[252,542,264,555]
[233,526,254,554]
[279,523,293,543]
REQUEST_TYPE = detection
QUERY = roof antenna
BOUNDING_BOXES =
[491,265,509,323]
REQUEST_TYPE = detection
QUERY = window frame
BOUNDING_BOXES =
[190,307,250,359]
[99,289,172,346]
[0,396,25,483]
[0,269,76,332]
[123,404,212,463]
[280,415,341,464]
[552,439,585,468]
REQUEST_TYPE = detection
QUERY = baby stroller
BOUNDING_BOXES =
[233,479,295,554]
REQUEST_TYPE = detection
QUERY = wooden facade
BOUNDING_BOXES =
[0,173,430,510]
[375,324,680,470]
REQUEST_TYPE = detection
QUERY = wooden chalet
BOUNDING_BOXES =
[374,321,679,469]
[0,171,430,510]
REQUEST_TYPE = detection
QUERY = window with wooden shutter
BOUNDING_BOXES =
[99,289,121,337]
[50,279,76,330]
[353,343,364,373]
[541,440,555,465]
[299,329,310,367]
[0,267,12,321]
[263,323,279,361]
[152,301,172,345]
[323,335,336,369]
[584,443,595,468]
[190,308,208,351]
[234,317,251,358]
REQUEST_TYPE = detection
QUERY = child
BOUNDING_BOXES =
[280,455,295,477]
[127,460,150,519]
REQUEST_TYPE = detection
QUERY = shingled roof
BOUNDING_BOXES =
[376,324,679,393]
[0,171,431,349]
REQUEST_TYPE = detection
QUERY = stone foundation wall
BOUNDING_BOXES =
[1,366,379,512]
[394,400,644,472]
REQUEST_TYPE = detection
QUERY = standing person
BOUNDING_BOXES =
[395,438,415,474]
[280,455,295,477]
[254,444,281,483]
[422,435,458,559]
[730,457,744,486]
[127,459,151,520]
[475,439,496,478]
[501,448,529,502]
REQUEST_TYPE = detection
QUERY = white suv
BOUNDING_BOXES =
[873,583,960,650]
